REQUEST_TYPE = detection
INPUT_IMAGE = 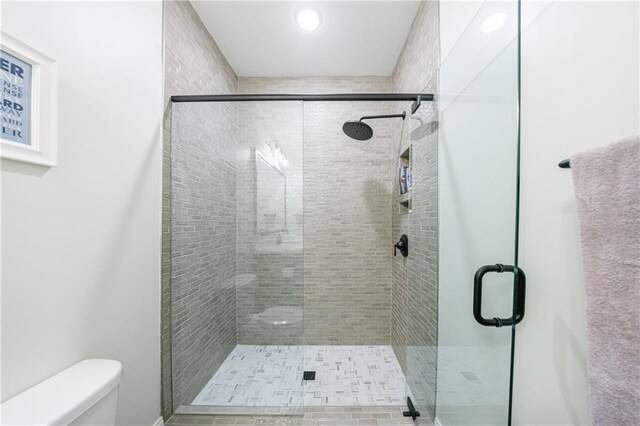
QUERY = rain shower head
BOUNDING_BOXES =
[342,111,406,141]
[342,120,373,141]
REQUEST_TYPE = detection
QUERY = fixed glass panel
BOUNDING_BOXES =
[404,74,440,424]
[169,101,241,413]
[170,101,304,414]
[407,1,521,425]
[235,100,304,412]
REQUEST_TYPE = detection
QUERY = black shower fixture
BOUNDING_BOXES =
[394,234,408,257]
[342,111,406,141]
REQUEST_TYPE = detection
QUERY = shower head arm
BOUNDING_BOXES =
[359,112,406,122]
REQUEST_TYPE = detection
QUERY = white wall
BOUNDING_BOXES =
[516,1,639,425]
[0,2,163,425]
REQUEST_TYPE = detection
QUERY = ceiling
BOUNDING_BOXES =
[191,1,421,77]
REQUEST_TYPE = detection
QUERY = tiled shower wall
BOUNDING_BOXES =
[239,77,396,345]
[391,0,440,420]
[163,0,239,412]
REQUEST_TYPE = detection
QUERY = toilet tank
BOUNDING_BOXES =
[1,359,123,426]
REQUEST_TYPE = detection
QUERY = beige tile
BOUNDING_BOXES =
[214,418,238,425]
[370,414,392,420]
[323,407,347,413]
[374,420,400,426]
[356,420,378,426]
[315,420,337,426]
[335,420,358,425]
[311,413,351,419]
[349,413,372,419]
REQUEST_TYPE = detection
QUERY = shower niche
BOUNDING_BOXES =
[398,142,412,215]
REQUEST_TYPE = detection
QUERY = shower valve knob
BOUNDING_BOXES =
[394,234,408,257]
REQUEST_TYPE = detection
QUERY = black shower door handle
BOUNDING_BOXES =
[473,264,526,327]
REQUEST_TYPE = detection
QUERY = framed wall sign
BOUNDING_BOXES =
[1,31,58,167]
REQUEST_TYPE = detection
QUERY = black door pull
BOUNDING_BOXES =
[473,264,526,327]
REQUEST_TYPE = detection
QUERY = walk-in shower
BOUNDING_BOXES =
[164,2,523,424]
[167,92,432,416]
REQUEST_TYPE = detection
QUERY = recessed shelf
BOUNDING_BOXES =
[398,192,410,215]
[399,145,411,160]
[398,142,411,215]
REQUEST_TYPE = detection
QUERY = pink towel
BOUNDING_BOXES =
[571,135,640,425]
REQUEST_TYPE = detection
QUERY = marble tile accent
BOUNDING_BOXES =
[191,345,406,409]
[304,346,406,406]
[192,345,304,408]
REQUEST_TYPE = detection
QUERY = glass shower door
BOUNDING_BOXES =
[406,2,522,425]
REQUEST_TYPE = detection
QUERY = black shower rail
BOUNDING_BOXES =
[170,93,434,114]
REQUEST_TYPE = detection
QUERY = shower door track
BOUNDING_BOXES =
[170,93,434,114]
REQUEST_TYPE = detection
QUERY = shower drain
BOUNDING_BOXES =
[303,371,316,381]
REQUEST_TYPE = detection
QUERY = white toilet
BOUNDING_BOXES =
[1,359,123,425]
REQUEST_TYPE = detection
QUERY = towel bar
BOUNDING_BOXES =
[559,159,570,168]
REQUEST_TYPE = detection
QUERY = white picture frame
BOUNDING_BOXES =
[1,31,58,167]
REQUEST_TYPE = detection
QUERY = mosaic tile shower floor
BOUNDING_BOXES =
[192,345,406,407]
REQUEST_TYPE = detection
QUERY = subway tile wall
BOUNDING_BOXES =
[239,77,396,345]
[164,0,239,413]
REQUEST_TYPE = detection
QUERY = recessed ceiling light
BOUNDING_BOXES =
[296,7,321,32]
[481,13,507,33]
